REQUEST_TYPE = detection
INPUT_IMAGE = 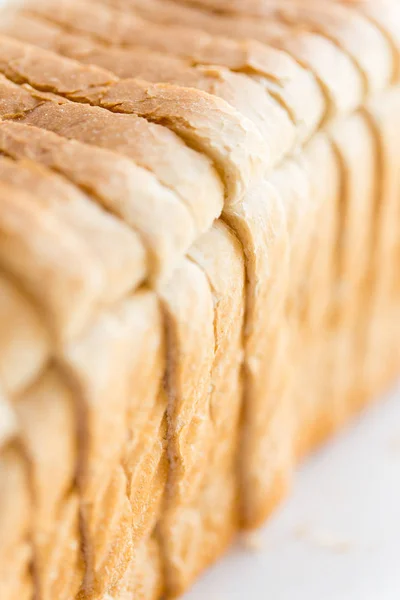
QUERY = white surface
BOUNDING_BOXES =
[186,386,400,600]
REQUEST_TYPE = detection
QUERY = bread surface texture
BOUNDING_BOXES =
[0,0,399,599]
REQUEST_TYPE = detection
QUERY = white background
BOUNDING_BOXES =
[186,386,400,600]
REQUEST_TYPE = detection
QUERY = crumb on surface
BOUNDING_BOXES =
[240,531,264,553]
[294,525,352,553]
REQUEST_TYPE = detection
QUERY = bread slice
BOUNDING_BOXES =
[169,221,245,595]
[351,0,400,80]
[14,368,84,600]
[158,258,215,596]
[0,267,50,395]
[149,222,244,598]
[0,443,32,600]
[0,180,104,341]
[0,268,83,600]
[0,75,223,240]
[0,385,32,600]
[61,290,167,599]
[0,161,168,598]
[239,0,394,93]
[0,120,201,285]
[0,74,224,268]
[291,133,341,457]
[362,87,400,397]
[323,113,378,438]
[0,35,267,201]
[0,155,147,305]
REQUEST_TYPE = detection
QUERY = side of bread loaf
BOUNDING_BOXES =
[0,1,399,600]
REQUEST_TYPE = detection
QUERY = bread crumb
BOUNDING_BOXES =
[240,531,263,553]
[294,525,351,553]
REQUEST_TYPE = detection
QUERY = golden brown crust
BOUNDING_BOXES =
[3,15,296,166]
[100,0,396,95]
[93,78,268,203]
[163,0,395,94]
[26,0,325,144]
[104,0,400,83]
[0,77,224,261]
[93,0,365,119]
[0,35,266,204]
[0,67,224,241]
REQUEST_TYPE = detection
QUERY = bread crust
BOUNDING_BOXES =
[92,0,364,119]
[2,15,296,165]
[24,0,325,144]
[0,48,224,235]
[0,34,266,203]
